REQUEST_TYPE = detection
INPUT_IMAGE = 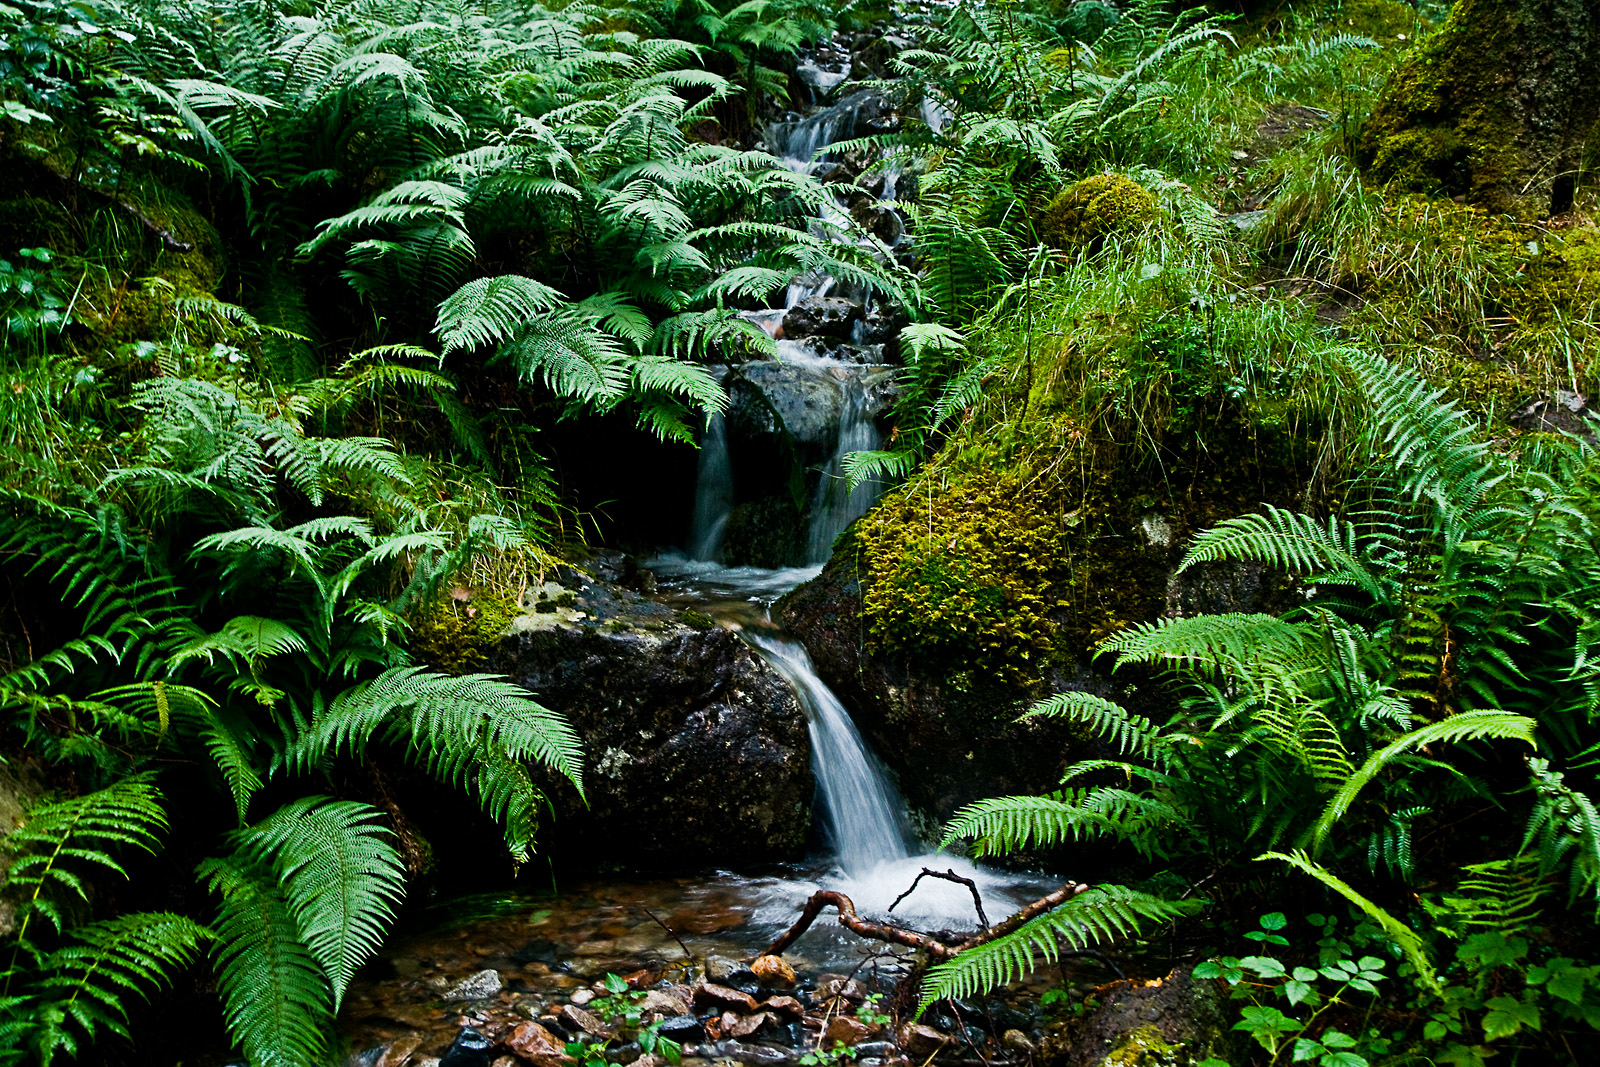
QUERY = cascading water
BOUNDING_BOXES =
[807,382,883,563]
[744,632,909,877]
[688,413,733,561]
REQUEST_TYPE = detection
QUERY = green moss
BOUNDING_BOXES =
[1097,1024,1183,1067]
[1329,0,1425,40]
[408,590,521,675]
[1039,174,1159,251]
[679,608,716,631]
[1357,0,1595,217]
[855,465,1065,686]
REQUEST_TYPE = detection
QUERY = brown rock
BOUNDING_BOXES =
[638,990,690,1017]
[493,1059,519,1067]
[897,1023,950,1058]
[505,1021,575,1067]
[751,955,797,986]
[1001,1029,1034,1054]
[694,981,760,1013]
[761,996,804,1018]
[823,1016,871,1047]
[816,977,867,1005]
[558,1004,609,1036]
[377,1032,425,1067]
[728,1012,775,1039]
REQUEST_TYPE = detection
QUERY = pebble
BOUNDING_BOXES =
[571,988,595,1006]
[443,970,502,1001]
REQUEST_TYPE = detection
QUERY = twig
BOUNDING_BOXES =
[642,906,694,963]
[889,867,990,929]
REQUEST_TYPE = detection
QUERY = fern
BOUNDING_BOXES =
[1258,850,1441,995]
[917,886,1195,1010]
[230,798,405,1009]
[3,776,169,938]
[1018,690,1156,756]
[198,854,330,1067]
[286,667,583,862]
[1312,711,1537,851]
[29,913,210,1061]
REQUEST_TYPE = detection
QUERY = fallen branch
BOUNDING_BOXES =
[762,890,962,959]
[889,867,990,929]
[40,161,195,253]
[764,880,1093,962]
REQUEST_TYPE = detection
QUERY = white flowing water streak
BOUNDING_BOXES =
[745,631,910,877]
[807,381,883,563]
[688,413,733,561]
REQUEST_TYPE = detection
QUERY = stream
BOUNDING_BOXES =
[336,26,1073,1067]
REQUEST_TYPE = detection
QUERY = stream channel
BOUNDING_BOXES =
[337,27,1070,1067]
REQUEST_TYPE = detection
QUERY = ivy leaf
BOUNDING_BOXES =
[1291,1036,1324,1062]
[1284,979,1314,1006]
[1322,1053,1368,1067]
[1481,995,1540,1041]
[1235,1006,1302,1051]
[1321,1030,1358,1049]
[1457,934,1527,970]
[1242,956,1287,978]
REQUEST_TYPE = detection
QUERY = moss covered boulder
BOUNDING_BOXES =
[1039,175,1159,250]
[1040,966,1243,1067]
[1358,0,1600,217]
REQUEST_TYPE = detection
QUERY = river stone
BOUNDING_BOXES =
[444,969,503,1001]
[505,1021,576,1067]
[781,296,861,341]
[494,572,812,869]
[728,361,844,446]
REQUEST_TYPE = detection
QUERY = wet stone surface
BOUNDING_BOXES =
[338,872,1081,1067]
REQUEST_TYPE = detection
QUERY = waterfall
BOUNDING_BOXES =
[807,382,883,564]
[745,632,909,877]
[688,413,733,561]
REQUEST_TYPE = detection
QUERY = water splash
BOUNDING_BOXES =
[746,631,909,877]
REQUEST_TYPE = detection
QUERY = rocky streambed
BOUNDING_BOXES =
[337,870,1087,1067]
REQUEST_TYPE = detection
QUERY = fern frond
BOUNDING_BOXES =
[198,854,330,1067]
[234,798,405,1008]
[917,886,1195,1009]
[1258,850,1441,993]
[1018,691,1155,756]
[1312,711,1537,850]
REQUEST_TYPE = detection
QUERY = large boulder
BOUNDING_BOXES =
[1040,966,1244,1067]
[493,567,813,867]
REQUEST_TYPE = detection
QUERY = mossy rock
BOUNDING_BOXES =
[1358,0,1600,218]
[408,589,522,675]
[1039,174,1159,251]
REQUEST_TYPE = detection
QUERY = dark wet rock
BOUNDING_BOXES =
[761,996,803,1018]
[895,1024,950,1058]
[722,969,763,998]
[441,1029,494,1067]
[729,361,845,446]
[494,581,812,868]
[853,1042,896,1058]
[560,1005,610,1036]
[815,976,868,1005]
[695,981,761,1013]
[1039,966,1242,1067]
[782,296,861,342]
[445,970,503,1001]
[605,1042,642,1064]
[1512,389,1599,438]
[708,1041,797,1066]
[823,1016,872,1047]
[657,1015,706,1044]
